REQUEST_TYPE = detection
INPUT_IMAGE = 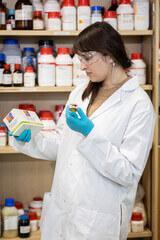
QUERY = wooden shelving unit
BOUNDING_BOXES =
[0,146,19,154]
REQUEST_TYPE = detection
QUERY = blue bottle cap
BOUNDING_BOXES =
[8,9,15,16]
[20,214,29,221]
[91,6,102,12]
[0,53,5,62]
[5,198,15,207]
[3,39,18,45]
[23,48,35,53]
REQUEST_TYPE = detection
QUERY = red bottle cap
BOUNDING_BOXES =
[33,197,43,201]
[14,64,21,70]
[131,212,143,221]
[78,0,89,6]
[29,212,38,220]
[48,12,60,18]
[62,0,75,7]
[33,11,42,17]
[103,11,117,18]
[25,66,34,72]
[19,104,36,112]
[15,201,24,209]
[131,53,143,59]
[39,110,54,120]
[58,48,70,55]
[40,47,53,55]
[4,64,10,70]
[0,126,6,132]
[119,0,131,4]
[55,104,65,111]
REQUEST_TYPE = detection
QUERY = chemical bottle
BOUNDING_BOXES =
[0,53,5,86]
[38,47,56,86]
[47,12,61,30]
[39,110,56,131]
[13,64,23,87]
[18,214,30,238]
[0,0,6,30]
[24,66,36,87]
[54,104,65,123]
[15,0,33,30]
[131,212,144,232]
[91,6,103,24]
[28,212,38,232]
[22,47,36,71]
[15,201,25,216]
[133,0,149,30]
[129,53,146,85]
[108,0,118,11]
[3,64,12,87]
[103,10,117,30]
[117,0,134,30]
[2,198,18,238]
[56,47,73,86]
[0,125,7,146]
[77,0,91,31]
[61,0,76,31]
[44,0,60,29]
[6,9,15,30]
[33,10,44,30]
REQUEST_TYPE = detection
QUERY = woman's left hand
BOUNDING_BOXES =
[66,106,94,136]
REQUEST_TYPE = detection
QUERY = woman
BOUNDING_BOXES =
[13,22,155,240]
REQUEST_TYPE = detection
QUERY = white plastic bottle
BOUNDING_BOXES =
[56,48,72,86]
[44,0,60,29]
[103,10,117,30]
[38,47,56,86]
[117,0,134,30]
[133,0,149,30]
[73,54,89,86]
[61,0,76,31]
[77,0,91,31]
[91,6,102,24]
[24,66,36,87]
[129,53,146,85]
[39,110,56,130]
[47,12,61,30]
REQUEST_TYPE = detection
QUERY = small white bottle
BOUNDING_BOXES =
[129,53,146,85]
[117,0,134,30]
[133,0,149,30]
[24,66,36,87]
[73,54,89,86]
[91,6,102,24]
[0,126,7,146]
[131,212,144,232]
[77,0,91,31]
[38,47,56,86]
[61,0,76,31]
[103,10,117,30]
[56,48,72,86]
[47,12,61,30]
[39,110,56,131]
[44,0,60,29]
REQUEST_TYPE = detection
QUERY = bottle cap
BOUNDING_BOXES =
[0,53,5,62]
[55,104,65,111]
[91,6,102,12]
[104,10,117,18]
[78,0,90,6]
[25,66,34,72]
[33,197,43,201]
[48,12,60,18]
[62,0,75,7]
[20,214,29,221]
[4,64,10,70]
[19,104,36,112]
[131,53,143,59]
[23,47,35,53]
[38,40,54,47]
[119,0,131,4]
[14,63,21,70]
[29,212,37,220]
[40,47,53,55]
[0,126,6,132]
[58,48,70,54]
[15,201,24,209]
[3,39,18,45]
[39,110,54,120]
[5,198,15,207]
[131,212,143,221]
[33,10,42,17]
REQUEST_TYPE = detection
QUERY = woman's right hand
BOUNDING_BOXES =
[14,129,31,142]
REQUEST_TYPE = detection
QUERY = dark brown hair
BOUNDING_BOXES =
[73,22,132,103]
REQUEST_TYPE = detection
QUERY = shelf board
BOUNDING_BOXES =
[0,30,153,37]
[0,229,152,239]
[0,146,19,154]
[0,86,74,93]
[0,85,152,93]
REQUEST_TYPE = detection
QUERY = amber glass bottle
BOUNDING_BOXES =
[0,0,6,30]
[15,0,33,30]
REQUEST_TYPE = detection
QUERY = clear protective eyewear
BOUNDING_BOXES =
[77,51,102,65]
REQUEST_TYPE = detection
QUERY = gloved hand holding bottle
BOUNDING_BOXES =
[66,106,94,136]
[11,129,31,142]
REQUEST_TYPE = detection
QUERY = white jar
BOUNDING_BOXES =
[103,10,117,30]
[56,48,73,86]
[117,0,134,30]
[131,212,144,233]
[61,0,76,31]
[24,66,36,87]
[73,54,89,86]
[77,0,91,31]
[129,53,146,85]
[47,12,61,30]
[39,110,56,130]
[0,126,7,146]
[91,6,102,24]
[38,47,56,86]
[133,0,149,30]
[44,0,60,28]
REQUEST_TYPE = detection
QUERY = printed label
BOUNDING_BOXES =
[0,68,4,84]
[3,74,12,85]
[4,216,18,230]
[0,11,5,25]
[13,73,23,84]
[15,5,32,21]
[20,226,30,234]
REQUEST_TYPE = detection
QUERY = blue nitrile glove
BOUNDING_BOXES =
[14,129,31,143]
[66,106,94,136]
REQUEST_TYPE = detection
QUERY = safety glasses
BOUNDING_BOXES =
[77,51,103,65]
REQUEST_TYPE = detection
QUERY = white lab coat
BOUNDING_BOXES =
[13,76,155,240]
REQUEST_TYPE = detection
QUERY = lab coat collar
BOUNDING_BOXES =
[88,76,139,120]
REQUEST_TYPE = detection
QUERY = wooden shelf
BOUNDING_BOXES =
[0,229,152,239]
[0,30,153,37]
[0,146,19,154]
[0,84,152,93]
